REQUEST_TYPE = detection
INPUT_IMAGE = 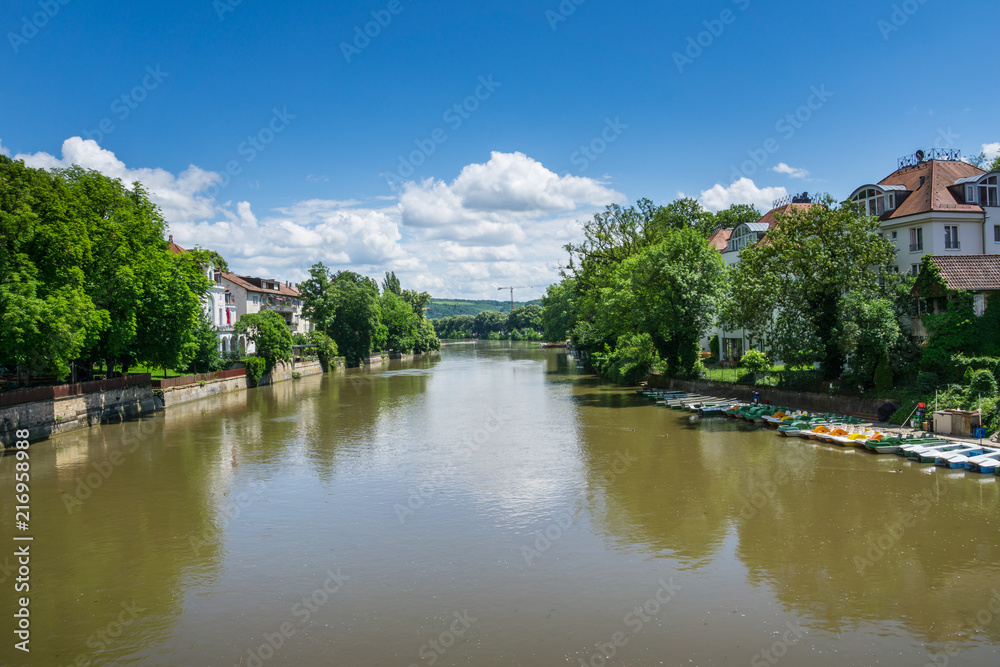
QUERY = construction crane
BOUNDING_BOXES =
[498,286,534,313]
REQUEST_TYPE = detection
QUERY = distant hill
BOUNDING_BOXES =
[427,298,543,319]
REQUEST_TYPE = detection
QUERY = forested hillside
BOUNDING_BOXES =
[427,298,542,319]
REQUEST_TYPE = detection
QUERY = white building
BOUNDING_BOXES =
[847,149,1000,275]
[169,237,240,353]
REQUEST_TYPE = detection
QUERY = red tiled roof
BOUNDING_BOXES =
[927,255,1000,292]
[707,228,732,251]
[221,273,300,296]
[879,160,985,219]
[760,203,821,231]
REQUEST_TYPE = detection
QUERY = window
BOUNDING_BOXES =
[852,188,881,216]
[911,264,920,276]
[891,231,898,240]
[966,184,977,204]
[995,225,1000,243]
[974,295,986,317]
[909,227,923,252]
[944,225,960,250]
[979,175,999,207]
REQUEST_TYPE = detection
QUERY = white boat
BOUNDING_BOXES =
[957,449,1000,472]
[934,445,988,468]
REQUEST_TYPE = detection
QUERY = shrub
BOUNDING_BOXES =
[916,371,939,393]
[592,333,658,385]
[709,335,720,362]
[291,371,302,380]
[873,355,893,394]
[309,331,339,372]
[967,369,998,399]
[245,356,266,388]
[741,349,771,375]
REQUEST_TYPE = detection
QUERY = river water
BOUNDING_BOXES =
[2,341,999,666]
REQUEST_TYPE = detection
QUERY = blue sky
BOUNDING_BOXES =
[2,0,997,299]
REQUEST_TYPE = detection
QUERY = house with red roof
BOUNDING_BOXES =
[847,149,1000,276]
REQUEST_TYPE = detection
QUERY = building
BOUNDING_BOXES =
[167,237,311,354]
[168,237,240,353]
[847,149,1000,275]
[911,254,1000,338]
[219,274,312,351]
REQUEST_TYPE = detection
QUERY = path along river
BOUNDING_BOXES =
[2,341,999,666]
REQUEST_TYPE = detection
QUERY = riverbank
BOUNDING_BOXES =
[2,357,343,447]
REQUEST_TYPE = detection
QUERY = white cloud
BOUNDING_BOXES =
[771,162,809,179]
[981,143,1000,162]
[699,178,787,213]
[0,139,9,157]
[11,139,614,298]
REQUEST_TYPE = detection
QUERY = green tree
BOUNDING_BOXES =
[540,279,576,342]
[381,290,419,352]
[309,330,339,371]
[233,310,293,372]
[299,262,337,332]
[712,204,763,230]
[184,312,225,374]
[328,271,385,365]
[724,197,896,378]
[382,271,402,296]
[473,310,507,336]
[507,304,543,331]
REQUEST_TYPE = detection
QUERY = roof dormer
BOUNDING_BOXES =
[955,172,999,207]
[848,184,906,217]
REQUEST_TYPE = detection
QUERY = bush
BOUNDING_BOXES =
[309,331,339,372]
[245,356,266,388]
[592,333,658,385]
[967,369,998,399]
[873,355,893,394]
[709,335,719,362]
[741,349,771,375]
[916,371,939,393]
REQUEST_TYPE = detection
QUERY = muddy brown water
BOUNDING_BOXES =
[2,341,999,666]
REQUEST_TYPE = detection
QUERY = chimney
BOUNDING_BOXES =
[168,235,173,243]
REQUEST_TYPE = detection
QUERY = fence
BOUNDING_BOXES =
[0,374,153,409]
[151,368,246,390]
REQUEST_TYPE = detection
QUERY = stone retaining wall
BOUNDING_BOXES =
[1,383,157,447]
[159,374,248,408]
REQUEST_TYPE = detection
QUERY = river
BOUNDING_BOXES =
[2,341,999,666]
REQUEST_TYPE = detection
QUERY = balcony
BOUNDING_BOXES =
[261,296,295,313]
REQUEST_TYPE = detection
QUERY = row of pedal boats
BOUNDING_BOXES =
[636,388,1000,474]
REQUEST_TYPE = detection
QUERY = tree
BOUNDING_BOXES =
[402,289,432,319]
[507,304,543,332]
[473,310,507,336]
[299,263,337,332]
[233,310,293,372]
[712,204,763,230]
[540,279,576,342]
[328,271,385,365]
[725,197,896,379]
[654,198,715,237]
[598,226,728,377]
[382,271,401,296]
[381,290,419,352]
[309,330,339,371]
[184,312,224,374]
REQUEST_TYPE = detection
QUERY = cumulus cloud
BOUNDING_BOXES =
[11,139,615,298]
[771,162,809,179]
[981,143,1000,162]
[0,139,9,157]
[699,178,787,213]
